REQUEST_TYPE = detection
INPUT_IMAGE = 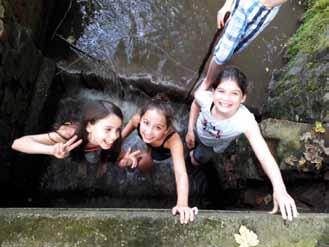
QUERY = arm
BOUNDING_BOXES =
[244,122,298,221]
[11,125,81,158]
[119,114,142,168]
[121,114,140,139]
[217,0,234,28]
[185,100,201,149]
[260,0,287,8]
[12,133,59,155]
[167,134,198,224]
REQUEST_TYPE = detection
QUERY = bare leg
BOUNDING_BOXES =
[199,57,223,90]
[137,152,154,173]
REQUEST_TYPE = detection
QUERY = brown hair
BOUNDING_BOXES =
[139,94,174,129]
[55,98,123,162]
[212,66,248,95]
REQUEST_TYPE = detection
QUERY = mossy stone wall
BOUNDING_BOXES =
[0,208,328,247]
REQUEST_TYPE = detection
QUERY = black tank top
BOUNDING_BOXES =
[137,124,175,161]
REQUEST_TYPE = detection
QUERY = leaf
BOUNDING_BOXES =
[300,132,313,142]
[298,157,307,167]
[314,121,326,133]
[285,155,298,166]
[234,225,259,247]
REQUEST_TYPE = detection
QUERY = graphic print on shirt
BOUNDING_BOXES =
[202,119,221,139]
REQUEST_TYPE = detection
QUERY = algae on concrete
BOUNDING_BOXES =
[0,208,328,247]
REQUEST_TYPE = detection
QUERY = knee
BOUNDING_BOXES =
[137,153,154,173]
[191,149,211,165]
[190,150,201,166]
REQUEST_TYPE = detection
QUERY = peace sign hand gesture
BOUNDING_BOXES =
[119,148,141,168]
[52,135,83,159]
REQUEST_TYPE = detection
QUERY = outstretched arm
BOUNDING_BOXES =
[168,134,198,224]
[260,0,287,8]
[217,0,234,28]
[12,133,59,155]
[245,122,298,221]
[12,125,82,158]
[185,100,200,149]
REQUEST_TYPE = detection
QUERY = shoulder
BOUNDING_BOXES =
[234,105,258,131]
[238,105,256,119]
[194,89,213,107]
[164,132,182,149]
[237,106,258,130]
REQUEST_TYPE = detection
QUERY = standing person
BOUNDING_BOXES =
[186,66,298,221]
[201,0,287,90]
[121,95,198,224]
[12,98,139,177]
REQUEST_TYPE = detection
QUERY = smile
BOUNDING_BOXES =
[218,102,233,108]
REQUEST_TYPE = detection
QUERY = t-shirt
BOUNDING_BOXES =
[195,90,257,153]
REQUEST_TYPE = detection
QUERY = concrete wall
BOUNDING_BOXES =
[0,208,328,247]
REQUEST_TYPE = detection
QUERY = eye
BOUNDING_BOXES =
[143,119,149,125]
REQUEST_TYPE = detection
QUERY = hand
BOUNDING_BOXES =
[172,205,198,224]
[52,135,82,159]
[269,190,299,221]
[217,6,231,28]
[119,148,141,168]
[185,131,195,150]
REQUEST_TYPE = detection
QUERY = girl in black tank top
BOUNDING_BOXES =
[137,123,175,161]
[121,95,198,224]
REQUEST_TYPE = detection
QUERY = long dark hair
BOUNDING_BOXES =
[139,94,175,129]
[212,66,248,95]
[54,97,123,162]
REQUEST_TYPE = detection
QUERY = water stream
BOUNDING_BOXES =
[37,0,306,208]
[61,0,304,109]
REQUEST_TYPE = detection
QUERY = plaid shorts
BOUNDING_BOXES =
[214,0,281,65]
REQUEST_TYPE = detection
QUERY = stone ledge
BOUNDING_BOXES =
[0,208,328,247]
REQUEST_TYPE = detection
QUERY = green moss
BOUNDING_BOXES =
[287,0,329,57]
[271,240,318,247]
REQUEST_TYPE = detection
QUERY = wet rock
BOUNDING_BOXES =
[0,0,57,195]
[259,118,329,174]
[0,19,4,40]
[260,118,312,160]
[0,1,6,41]
[264,1,329,123]
[0,3,4,19]
[324,171,329,181]
[299,183,325,208]
[242,189,272,208]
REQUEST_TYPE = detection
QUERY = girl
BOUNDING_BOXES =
[186,66,298,221]
[201,0,286,91]
[12,98,139,177]
[121,95,198,224]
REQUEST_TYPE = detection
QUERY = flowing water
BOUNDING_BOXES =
[65,0,304,109]
[35,0,305,208]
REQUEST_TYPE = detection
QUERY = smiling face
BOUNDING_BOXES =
[86,113,122,149]
[212,79,246,119]
[139,109,169,145]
